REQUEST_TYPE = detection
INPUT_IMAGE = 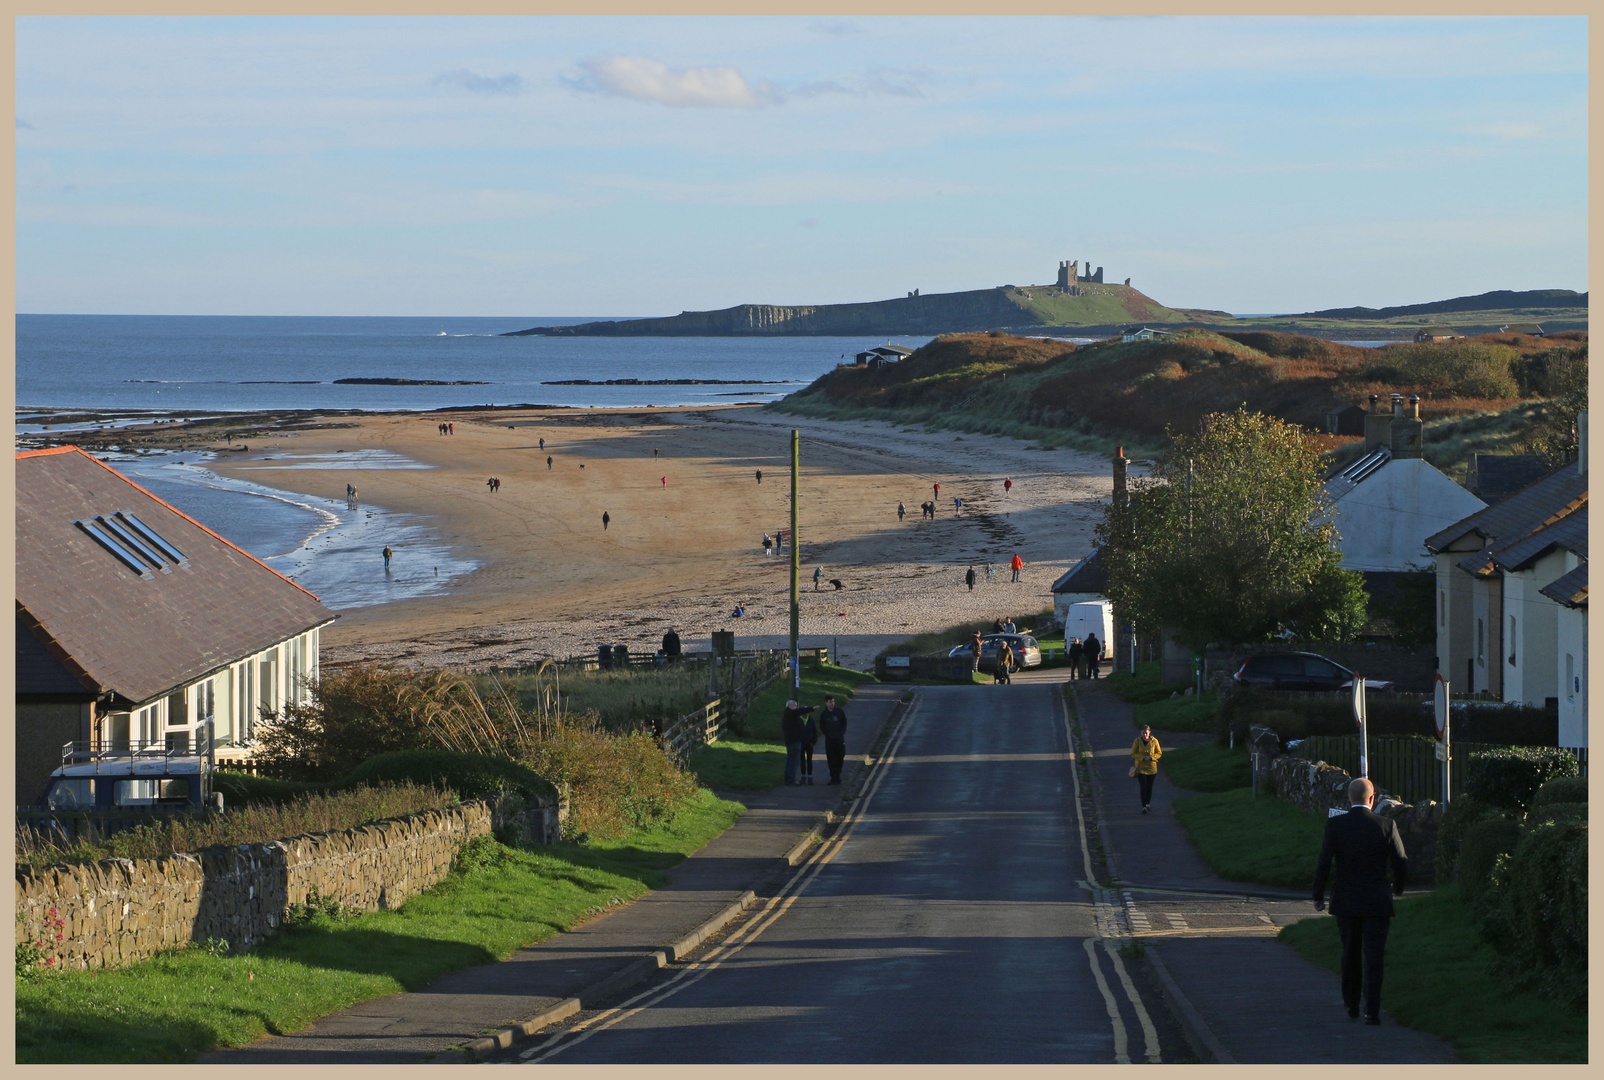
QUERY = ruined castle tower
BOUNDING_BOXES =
[1057,261,1077,290]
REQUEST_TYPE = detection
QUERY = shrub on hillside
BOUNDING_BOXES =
[342,749,559,806]
[1465,747,1579,815]
[525,719,699,840]
[1455,817,1522,902]
[1435,795,1507,882]
[1364,341,1521,399]
[1477,820,1588,1010]
[1531,776,1587,808]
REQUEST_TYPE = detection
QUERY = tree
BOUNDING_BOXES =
[1517,342,1588,468]
[1095,407,1367,654]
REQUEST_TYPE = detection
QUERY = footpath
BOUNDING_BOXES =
[205,683,907,1064]
[1071,680,1456,1064]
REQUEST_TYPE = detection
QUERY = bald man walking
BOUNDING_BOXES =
[1312,777,1409,1025]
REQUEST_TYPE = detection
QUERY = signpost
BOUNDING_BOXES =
[1434,674,1452,803]
[789,430,801,693]
[1352,675,1369,778]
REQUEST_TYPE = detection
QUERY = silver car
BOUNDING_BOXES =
[948,634,1041,673]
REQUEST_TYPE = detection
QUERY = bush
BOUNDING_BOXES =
[1464,747,1579,814]
[1531,775,1587,808]
[1477,820,1588,1009]
[341,749,559,806]
[1436,796,1507,881]
[524,720,699,841]
[1456,817,1522,902]
[213,770,328,808]
[1454,704,1558,747]
[1524,801,1587,827]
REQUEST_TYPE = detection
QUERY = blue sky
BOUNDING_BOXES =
[15,16,1588,317]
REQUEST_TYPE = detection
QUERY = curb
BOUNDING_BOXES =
[1145,945,1235,1064]
[446,691,912,1064]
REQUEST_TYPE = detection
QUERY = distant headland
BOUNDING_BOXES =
[502,260,1586,341]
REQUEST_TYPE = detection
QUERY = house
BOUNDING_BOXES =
[1424,415,1587,745]
[1500,323,1545,336]
[1320,395,1486,606]
[1465,453,1552,505]
[1413,325,1463,343]
[16,446,338,804]
[854,345,914,369]
[1324,403,1367,436]
[1050,547,1108,627]
[1121,326,1167,342]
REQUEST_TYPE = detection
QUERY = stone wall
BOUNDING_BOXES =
[15,799,514,972]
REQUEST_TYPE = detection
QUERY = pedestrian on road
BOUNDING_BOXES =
[1083,632,1101,679]
[662,626,681,661]
[799,707,819,785]
[780,700,814,786]
[897,501,906,522]
[1130,724,1162,813]
[995,641,1014,685]
[756,469,763,484]
[1067,637,1083,680]
[965,565,977,591]
[382,544,392,571]
[1313,776,1409,1025]
[813,565,824,591]
[1010,553,1025,582]
[602,511,610,531]
[968,631,984,678]
[819,696,848,784]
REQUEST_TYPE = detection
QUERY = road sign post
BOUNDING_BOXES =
[1352,676,1368,779]
[1434,674,1452,803]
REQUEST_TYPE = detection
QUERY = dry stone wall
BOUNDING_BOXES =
[16,801,494,972]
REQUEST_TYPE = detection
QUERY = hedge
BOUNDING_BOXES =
[1456,818,1522,902]
[1436,796,1507,882]
[213,771,327,808]
[1464,747,1578,815]
[1477,820,1589,1010]
[341,749,560,805]
[1531,776,1587,808]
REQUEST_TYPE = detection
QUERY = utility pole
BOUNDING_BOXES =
[790,429,801,693]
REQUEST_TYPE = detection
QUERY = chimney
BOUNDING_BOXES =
[1113,446,1129,506]
[1579,410,1588,476]
[1391,394,1423,459]
[1363,393,1393,454]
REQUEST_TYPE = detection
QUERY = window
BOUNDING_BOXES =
[136,706,156,745]
[214,668,234,746]
[107,712,131,750]
[259,651,279,719]
[47,778,94,809]
[194,679,215,725]
[236,662,254,741]
[1303,658,1343,680]
[1508,616,1518,666]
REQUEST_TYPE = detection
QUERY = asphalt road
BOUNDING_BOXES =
[504,676,1175,1064]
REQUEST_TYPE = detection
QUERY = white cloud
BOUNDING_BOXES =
[432,68,524,95]
[568,55,776,108]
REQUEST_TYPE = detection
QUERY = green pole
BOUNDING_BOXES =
[791,429,801,693]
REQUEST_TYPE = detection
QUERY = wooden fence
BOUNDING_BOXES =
[659,650,791,760]
[1292,735,1578,804]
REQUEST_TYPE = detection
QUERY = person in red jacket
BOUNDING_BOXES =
[1010,553,1025,582]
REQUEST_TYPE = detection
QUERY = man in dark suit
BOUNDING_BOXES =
[1312,777,1409,1025]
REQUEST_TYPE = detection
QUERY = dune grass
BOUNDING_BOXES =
[1279,885,1586,1063]
[16,789,743,1064]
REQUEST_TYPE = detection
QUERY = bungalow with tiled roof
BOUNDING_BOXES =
[15,446,337,804]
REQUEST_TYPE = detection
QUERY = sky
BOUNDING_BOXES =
[14,15,1589,317]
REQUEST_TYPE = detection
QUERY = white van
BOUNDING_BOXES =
[1061,601,1113,651]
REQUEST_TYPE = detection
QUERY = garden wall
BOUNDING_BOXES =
[14,798,529,972]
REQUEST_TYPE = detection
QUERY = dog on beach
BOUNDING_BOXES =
[830,578,844,590]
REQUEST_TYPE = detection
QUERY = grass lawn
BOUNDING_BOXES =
[1279,886,1586,1063]
[1171,787,1326,889]
[1161,743,1251,792]
[1133,693,1217,733]
[688,736,787,789]
[1105,659,1195,704]
[16,789,743,1063]
[743,663,878,743]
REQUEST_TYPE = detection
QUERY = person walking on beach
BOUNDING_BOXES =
[539,437,545,451]
[897,501,906,522]
[965,565,977,591]
[1130,724,1162,813]
[933,482,940,501]
[661,476,667,487]
[780,700,814,786]
[1067,637,1083,680]
[448,423,454,434]
[1313,777,1409,1025]
[799,707,819,785]
[602,511,610,531]
[487,477,496,492]
[1083,632,1101,679]
[382,544,392,571]
[1010,553,1025,582]
[985,562,995,581]
[763,533,773,556]
[954,497,962,514]
[756,469,763,484]
[819,696,848,784]
[814,565,824,591]
[653,448,659,458]
[1004,477,1013,495]
[547,455,553,470]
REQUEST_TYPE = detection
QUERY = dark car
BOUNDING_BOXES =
[1232,652,1393,693]
[948,634,1041,673]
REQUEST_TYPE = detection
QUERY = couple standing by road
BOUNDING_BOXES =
[780,696,849,785]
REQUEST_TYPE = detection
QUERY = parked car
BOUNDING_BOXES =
[1232,653,1394,693]
[947,634,1042,673]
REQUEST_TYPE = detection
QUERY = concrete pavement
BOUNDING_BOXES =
[205,683,907,1064]
[1070,678,1456,1064]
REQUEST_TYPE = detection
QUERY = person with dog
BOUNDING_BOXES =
[814,565,824,591]
[818,696,849,784]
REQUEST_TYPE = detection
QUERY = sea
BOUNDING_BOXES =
[17,314,932,609]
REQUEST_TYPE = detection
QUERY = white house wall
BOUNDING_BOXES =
[1329,459,1487,573]
[1435,549,1478,691]
[1501,549,1567,706]
[1557,599,1587,748]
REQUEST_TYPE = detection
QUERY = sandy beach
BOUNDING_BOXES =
[203,405,1115,670]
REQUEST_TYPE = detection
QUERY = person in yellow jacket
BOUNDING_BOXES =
[1131,724,1162,814]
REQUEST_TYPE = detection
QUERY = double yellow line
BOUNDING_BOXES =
[522,695,924,1064]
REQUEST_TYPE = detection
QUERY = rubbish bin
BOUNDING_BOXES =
[613,643,630,668]
[598,644,615,670]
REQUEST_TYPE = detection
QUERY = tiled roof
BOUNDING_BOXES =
[16,612,97,696]
[1492,507,1587,572]
[1052,547,1108,594]
[1424,463,1587,555]
[1539,563,1587,609]
[16,446,337,706]
[1468,454,1552,504]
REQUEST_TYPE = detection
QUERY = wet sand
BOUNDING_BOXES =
[204,405,1115,669]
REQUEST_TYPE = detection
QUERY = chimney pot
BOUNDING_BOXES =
[1369,394,1380,413]
[1409,395,1420,419]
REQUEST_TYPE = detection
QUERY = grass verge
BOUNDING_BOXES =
[1104,659,1194,704]
[16,789,743,1063]
[688,736,787,790]
[1134,693,1217,733]
[1161,743,1251,792]
[1278,885,1586,1063]
[1170,787,1326,888]
[743,663,878,743]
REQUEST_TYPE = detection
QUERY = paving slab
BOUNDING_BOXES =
[205,683,905,1064]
